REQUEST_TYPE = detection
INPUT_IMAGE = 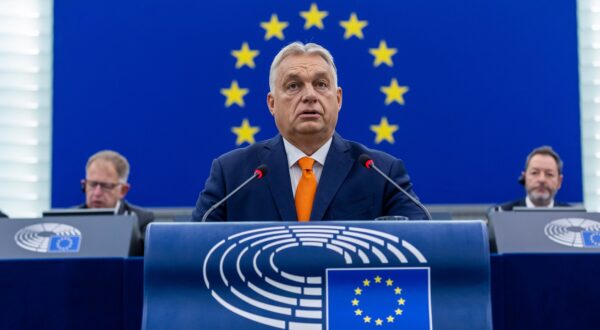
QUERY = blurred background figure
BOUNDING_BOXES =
[496,146,570,211]
[79,150,154,238]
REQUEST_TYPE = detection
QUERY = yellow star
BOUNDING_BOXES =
[398,298,406,305]
[380,78,409,105]
[363,279,370,287]
[260,14,289,40]
[395,308,403,315]
[351,298,359,306]
[386,278,393,286]
[354,309,363,316]
[363,316,372,323]
[375,318,383,326]
[231,42,260,69]
[340,13,368,39]
[354,287,362,295]
[220,80,249,107]
[369,40,398,67]
[394,287,402,295]
[374,276,382,283]
[387,315,395,323]
[300,3,328,30]
[370,117,399,144]
[231,119,260,145]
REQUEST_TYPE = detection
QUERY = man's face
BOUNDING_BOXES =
[267,53,342,146]
[523,154,563,206]
[84,159,129,208]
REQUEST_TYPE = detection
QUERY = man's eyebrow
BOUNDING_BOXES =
[312,71,330,80]
[282,73,301,82]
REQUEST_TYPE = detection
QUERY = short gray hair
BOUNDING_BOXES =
[86,150,130,183]
[525,145,563,175]
[269,41,338,92]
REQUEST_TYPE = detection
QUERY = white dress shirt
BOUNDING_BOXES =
[283,137,332,197]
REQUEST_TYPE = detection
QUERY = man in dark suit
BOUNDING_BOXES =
[496,146,570,211]
[79,150,154,239]
[193,42,427,222]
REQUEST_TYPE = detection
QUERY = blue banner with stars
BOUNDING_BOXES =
[327,268,431,329]
[53,0,581,207]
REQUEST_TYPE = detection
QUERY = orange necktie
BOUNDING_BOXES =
[295,157,317,222]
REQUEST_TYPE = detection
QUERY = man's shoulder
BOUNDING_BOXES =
[123,201,154,221]
[495,199,526,211]
[216,136,279,163]
[335,135,399,164]
[555,201,572,207]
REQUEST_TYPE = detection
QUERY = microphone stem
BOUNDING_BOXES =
[371,164,432,220]
[201,172,258,222]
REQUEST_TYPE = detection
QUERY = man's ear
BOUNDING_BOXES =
[119,183,131,199]
[267,92,275,116]
[337,86,343,111]
[518,171,526,185]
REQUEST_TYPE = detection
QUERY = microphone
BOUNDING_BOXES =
[201,165,268,222]
[358,154,432,220]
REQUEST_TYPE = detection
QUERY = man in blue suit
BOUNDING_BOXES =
[192,42,427,222]
[495,146,571,211]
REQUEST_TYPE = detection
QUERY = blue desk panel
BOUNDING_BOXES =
[1,255,599,329]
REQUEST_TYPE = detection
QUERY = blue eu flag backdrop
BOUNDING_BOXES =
[327,268,431,329]
[53,0,581,207]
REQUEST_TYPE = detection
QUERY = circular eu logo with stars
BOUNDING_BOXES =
[544,218,600,248]
[14,223,82,253]
[202,225,429,329]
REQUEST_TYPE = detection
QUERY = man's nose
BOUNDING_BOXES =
[302,85,317,103]
[91,184,104,194]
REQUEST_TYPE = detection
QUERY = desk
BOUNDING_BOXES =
[1,255,598,330]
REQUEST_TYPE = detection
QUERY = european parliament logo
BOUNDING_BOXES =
[202,225,430,329]
[327,268,431,329]
[582,231,600,247]
[544,218,600,248]
[14,223,82,253]
[48,235,81,252]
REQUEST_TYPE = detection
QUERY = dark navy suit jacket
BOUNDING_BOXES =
[192,133,427,221]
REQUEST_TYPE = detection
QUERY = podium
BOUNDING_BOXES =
[489,211,600,253]
[0,215,141,258]
[143,221,491,330]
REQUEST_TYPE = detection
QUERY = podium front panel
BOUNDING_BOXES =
[143,221,491,330]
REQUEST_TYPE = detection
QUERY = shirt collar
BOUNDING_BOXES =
[283,137,333,168]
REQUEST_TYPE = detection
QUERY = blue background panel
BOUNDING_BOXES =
[53,0,581,206]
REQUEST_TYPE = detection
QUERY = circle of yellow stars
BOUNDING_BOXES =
[351,275,406,326]
[223,2,411,146]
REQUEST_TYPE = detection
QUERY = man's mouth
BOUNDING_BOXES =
[298,110,321,119]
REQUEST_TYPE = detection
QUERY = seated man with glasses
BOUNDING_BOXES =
[79,150,154,241]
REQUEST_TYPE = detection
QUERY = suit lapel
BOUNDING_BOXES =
[311,133,353,220]
[258,135,297,221]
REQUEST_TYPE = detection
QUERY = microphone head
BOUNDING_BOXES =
[254,164,268,179]
[358,154,374,169]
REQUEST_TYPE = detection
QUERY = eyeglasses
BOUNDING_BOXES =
[82,180,122,191]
